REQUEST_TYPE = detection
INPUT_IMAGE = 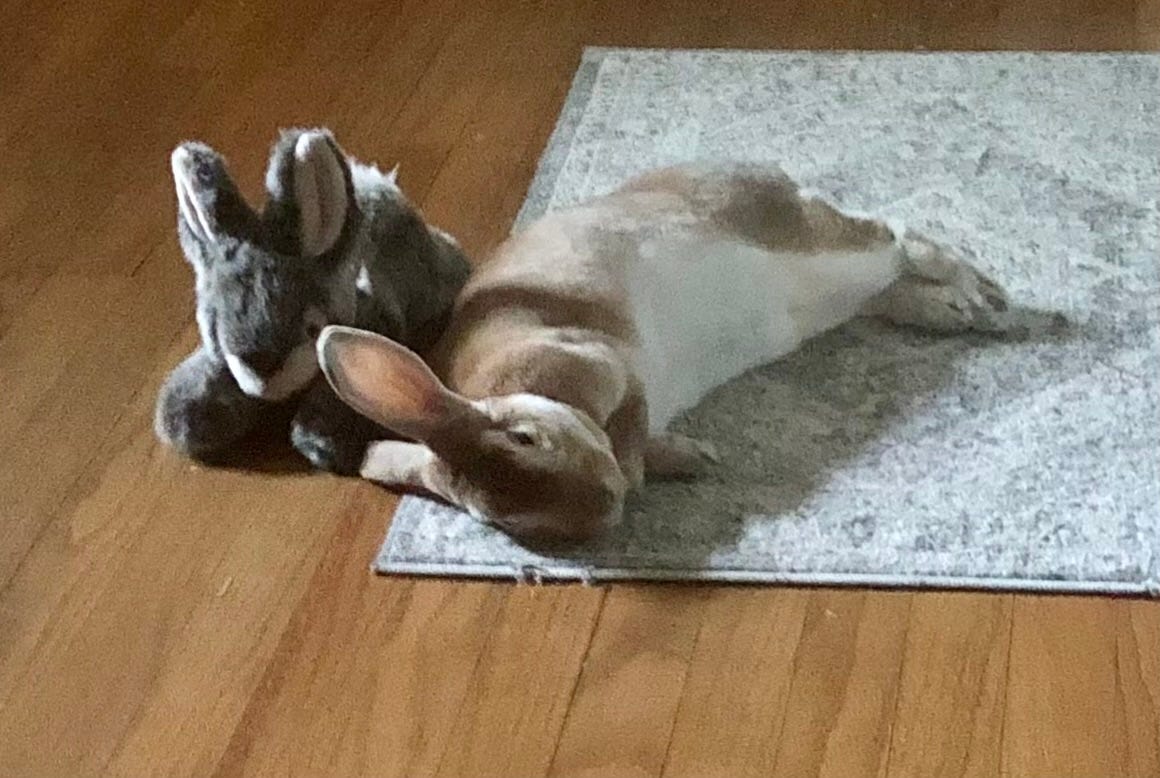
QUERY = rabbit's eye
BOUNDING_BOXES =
[508,429,537,447]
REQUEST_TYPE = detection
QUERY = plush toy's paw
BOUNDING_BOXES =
[155,349,267,461]
[291,377,397,475]
[290,421,364,475]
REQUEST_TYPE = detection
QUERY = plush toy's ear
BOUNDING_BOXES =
[265,128,353,258]
[171,142,256,244]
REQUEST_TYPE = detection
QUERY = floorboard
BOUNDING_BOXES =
[0,2,1156,776]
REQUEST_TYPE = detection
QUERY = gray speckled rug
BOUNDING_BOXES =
[378,48,1160,594]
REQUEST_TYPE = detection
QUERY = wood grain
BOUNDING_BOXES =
[662,589,811,777]
[1,1,1158,777]
[547,587,709,778]
[885,594,1012,778]
[662,590,912,778]
[1004,597,1160,777]
[767,591,911,778]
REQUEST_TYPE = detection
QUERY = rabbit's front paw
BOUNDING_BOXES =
[644,434,720,480]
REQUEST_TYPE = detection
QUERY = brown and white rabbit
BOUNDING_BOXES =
[318,162,1038,544]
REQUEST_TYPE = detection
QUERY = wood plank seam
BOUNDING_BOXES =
[542,586,612,774]
[656,592,715,778]
[995,597,1017,778]
[878,595,916,778]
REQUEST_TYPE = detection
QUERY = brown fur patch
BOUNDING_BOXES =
[616,163,895,254]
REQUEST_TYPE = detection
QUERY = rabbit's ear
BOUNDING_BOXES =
[265,128,352,258]
[171,142,256,244]
[318,325,477,442]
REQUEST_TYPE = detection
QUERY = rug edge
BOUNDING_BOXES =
[374,558,1159,597]
[582,45,1160,58]
[510,46,609,231]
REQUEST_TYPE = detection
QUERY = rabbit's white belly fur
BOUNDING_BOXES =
[627,234,903,434]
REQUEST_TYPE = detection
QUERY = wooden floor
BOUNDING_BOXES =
[2,1,1158,775]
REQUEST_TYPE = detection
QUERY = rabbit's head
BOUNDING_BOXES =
[171,129,356,401]
[318,326,628,544]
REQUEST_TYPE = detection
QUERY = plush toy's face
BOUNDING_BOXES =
[171,130,355,402]
[193,247,329,402]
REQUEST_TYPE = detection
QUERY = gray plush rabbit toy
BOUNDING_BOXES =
[155,127,470,473]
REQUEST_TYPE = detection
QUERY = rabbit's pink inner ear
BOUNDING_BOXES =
[293,132,349,258]
[318,326,452,439]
